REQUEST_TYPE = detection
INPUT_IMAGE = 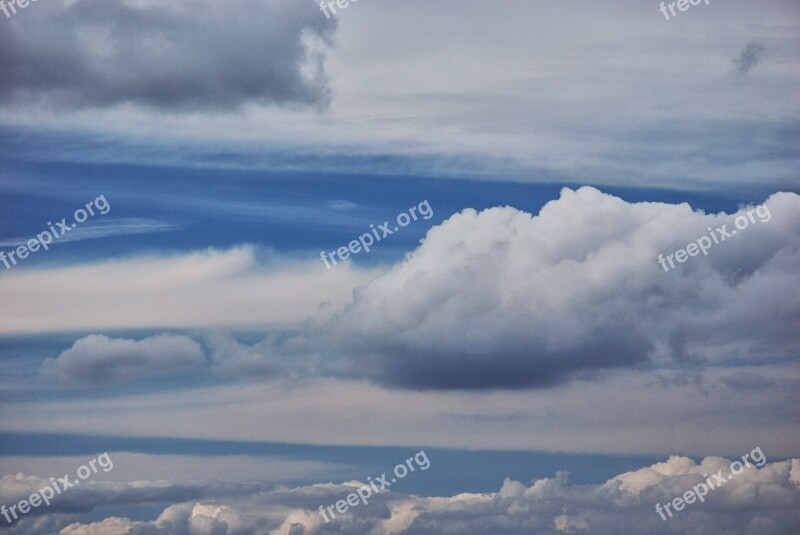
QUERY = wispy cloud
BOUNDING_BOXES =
[0,218,180,247]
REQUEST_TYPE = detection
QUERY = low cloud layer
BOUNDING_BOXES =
[0,0,335,110]
[41,334,205,384]
[330,187,800,389]
[2,455,797,534]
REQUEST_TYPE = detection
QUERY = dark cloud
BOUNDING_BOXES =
[0,0,336,110]
[734,42,766,75]
[339,326,652,390]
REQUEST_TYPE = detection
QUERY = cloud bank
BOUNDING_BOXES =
[2,455,797,534]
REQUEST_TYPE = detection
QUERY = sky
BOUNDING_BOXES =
[0,0,799,533]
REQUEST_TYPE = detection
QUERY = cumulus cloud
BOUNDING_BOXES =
[0,0,336,110]
[4,456,797,534]
[41,334,206,384]
[330,187,800,389]
[60,517,136,535]
[0,473,265,532]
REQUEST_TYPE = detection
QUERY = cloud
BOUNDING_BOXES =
[41,334,206,384]
[0,472,266,531]
[0,0,336,110]
[60,518,137,535]
[735,42,766,75]
[3,455,797,534]
[0,246,380,334]
[0,219,180,247]
[329,187,800,389]
[5,365,800,456]
[208,334,318,378]
[2,2,798,191]
[0,452,345,489]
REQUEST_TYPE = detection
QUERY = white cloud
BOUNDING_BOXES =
[331,187,800,389]
[60,518,136,535]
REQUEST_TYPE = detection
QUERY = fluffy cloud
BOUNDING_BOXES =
[330,187,800,389]
[0,474,265,533]
[3,456,797,534]
[41,334,206,384]
[60,517,137,535]
[0,0,335,110]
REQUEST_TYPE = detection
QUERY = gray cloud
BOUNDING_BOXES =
[735,42,766,75]
[41,334,206,384]
[328,187,800,390]
[0,0,336,110]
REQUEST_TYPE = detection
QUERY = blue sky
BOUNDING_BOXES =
[1,1,799,533]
